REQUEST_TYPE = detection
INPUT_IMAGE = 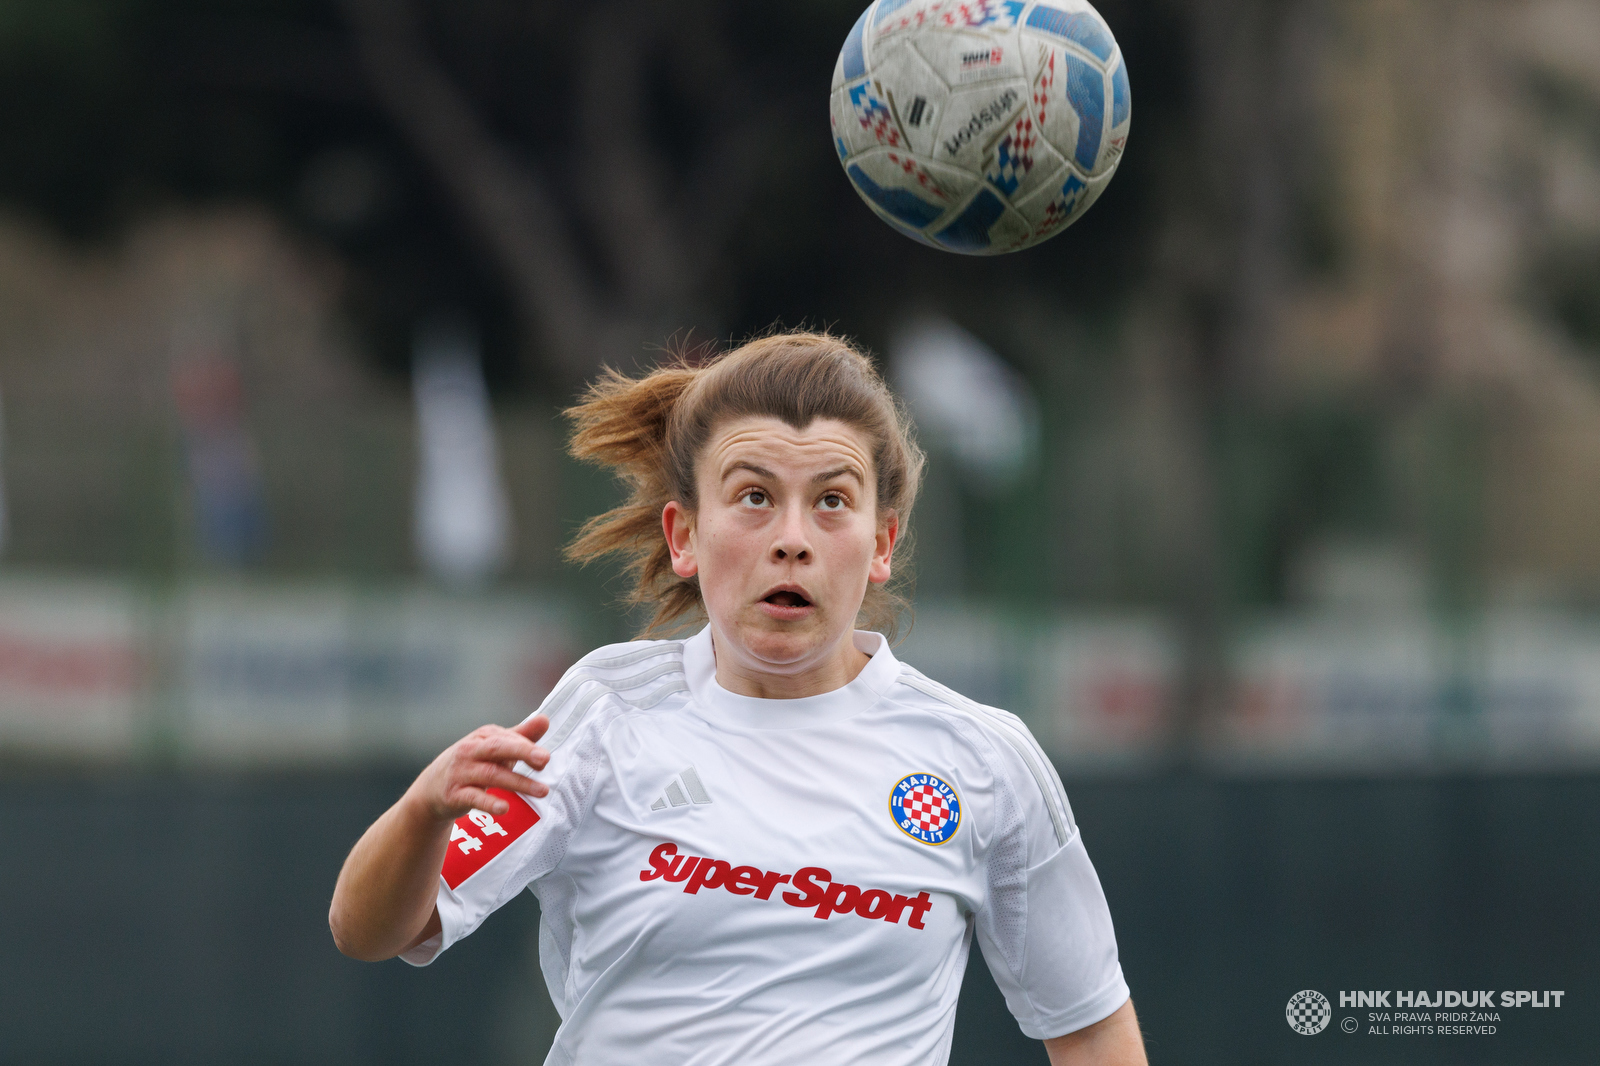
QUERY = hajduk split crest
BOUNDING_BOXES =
[890,773,962,845]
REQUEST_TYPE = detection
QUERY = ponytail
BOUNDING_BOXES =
[565,363,702,631]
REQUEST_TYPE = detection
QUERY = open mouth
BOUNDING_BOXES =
[763,590,812,608]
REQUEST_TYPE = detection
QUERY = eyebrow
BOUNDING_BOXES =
[813,466,865,486]
[721,461,865,486]
[723,461,777,482]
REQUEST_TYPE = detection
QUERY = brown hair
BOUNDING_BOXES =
[564,330,924,640]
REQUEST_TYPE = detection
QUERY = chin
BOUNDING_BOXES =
[738,619,832,668]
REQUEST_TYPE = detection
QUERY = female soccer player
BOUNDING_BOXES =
[330,332,1146,1065]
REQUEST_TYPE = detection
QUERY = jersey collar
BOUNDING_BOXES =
[682,624,900,730]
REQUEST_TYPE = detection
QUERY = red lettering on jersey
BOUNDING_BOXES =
[639,842,933,931]
[639,841,676,881]
[855,889,892,920]
[725,865,763,896]
[684,859,732,895]
[440,790,540,889]
[815,882,861,920]
[782,867,830,910]
[663,853,701,882]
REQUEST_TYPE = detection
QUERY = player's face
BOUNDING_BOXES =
[663,416,897,694]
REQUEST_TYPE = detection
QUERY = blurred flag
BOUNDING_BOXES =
[171,352,267,566]
[412,318,511,585]
[889,315,1039,486]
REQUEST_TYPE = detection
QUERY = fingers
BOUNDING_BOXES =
[453,787,508,817]
[514,714,550,742]
[462,728,549,772]
[422,722,555,821]
[443,765,547,818]
[456,762,549,801]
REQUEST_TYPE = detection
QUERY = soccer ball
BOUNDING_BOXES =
[830,0,1130,255]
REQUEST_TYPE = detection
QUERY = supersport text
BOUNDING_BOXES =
[640,842,935,928]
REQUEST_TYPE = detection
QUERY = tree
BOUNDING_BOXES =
[335,0,785,381]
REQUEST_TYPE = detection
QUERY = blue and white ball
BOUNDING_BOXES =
[831,0,1130,254]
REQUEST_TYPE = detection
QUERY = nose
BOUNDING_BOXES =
[771,503,811,563]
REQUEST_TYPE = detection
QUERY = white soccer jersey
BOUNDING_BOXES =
[404,626,1129,1065]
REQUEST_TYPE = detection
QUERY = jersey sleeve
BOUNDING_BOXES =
[399,672,613,967]
[971,715,1130,1039]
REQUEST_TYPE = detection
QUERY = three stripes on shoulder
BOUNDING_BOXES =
[651,766,713,810]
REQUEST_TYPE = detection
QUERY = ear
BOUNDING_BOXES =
[868,511,898,585]
[663,500,698,578]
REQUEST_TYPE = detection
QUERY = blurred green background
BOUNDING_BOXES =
[0,0,1596,1062]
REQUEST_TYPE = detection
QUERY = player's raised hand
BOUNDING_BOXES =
[407,715,551,823]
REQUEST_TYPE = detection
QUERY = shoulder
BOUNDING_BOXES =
[887,663,1032,742]
[536,637,690,749]
[566,636,687,684]
[883,662,1037,759]
[885,663,1077,850]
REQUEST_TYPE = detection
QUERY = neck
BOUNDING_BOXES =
[711,629,872,699]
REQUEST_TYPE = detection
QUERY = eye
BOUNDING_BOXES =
[820,492,846,510]
[742,489,769,507]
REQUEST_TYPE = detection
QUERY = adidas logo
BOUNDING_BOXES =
[650,766,713,810]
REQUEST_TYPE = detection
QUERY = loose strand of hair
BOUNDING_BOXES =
[564,360,705,633]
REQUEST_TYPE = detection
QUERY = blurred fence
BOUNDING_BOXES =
[0,574,583,764]
[899,603,1600,771]
[3,573,1599,771]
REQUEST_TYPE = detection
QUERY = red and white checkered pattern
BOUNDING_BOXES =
[1032,49,1056,128]
[901,784,953,832]
[853,87,902,148]
[875,0,1023,39]
[989,111,1039,194]
[887,152,949,200]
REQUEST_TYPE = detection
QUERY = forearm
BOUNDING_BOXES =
[1044,998,1146,1066]
[328,717,551,961]
[329,791,451,961]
